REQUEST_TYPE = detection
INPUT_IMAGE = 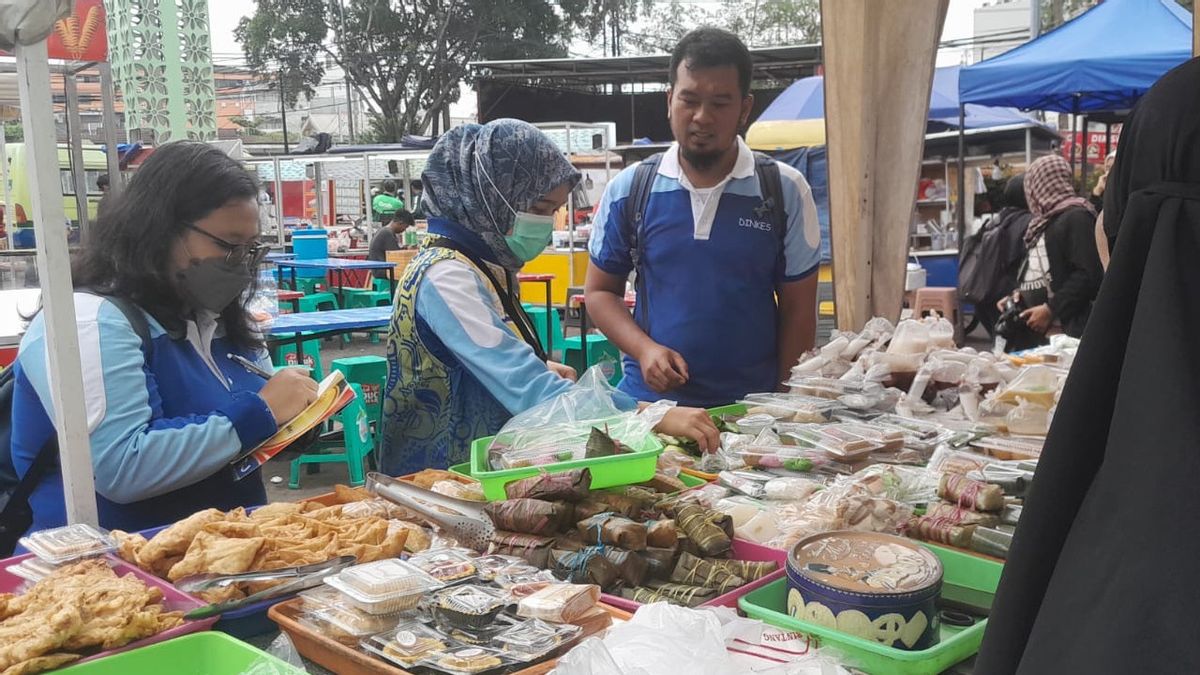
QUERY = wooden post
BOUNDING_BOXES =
[822,0,950,330]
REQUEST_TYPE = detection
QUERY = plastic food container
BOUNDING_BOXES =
[19,523,115,564]
[338,559,441,596]
[735,413,777,436]
[361,622,452,668]
[431,584,509,631]
[6,556,61,582]
[517,583,600,623]
[408,548,479,583]
[472,555,539,582]
[324,562,444,615]
[496,618,582,659]
[421,645,510,675]
[469,431,665,501]
[786,531,943,651]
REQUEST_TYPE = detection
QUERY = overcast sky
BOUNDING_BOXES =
[208,0,992,117]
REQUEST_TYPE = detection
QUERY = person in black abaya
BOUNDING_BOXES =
[961,175,1032,338]
[976,56,1200,675]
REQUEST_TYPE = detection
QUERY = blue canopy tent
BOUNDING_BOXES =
[957,0,1193,229]
[958,0,1193,114]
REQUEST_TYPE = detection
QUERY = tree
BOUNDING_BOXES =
[237,0,570,141]
[558,0,651,56]
[629,0,820,54]
[1040,0,1192,30]
[3,121,21,143]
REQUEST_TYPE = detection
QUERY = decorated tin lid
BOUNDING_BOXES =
[788,531,942,595]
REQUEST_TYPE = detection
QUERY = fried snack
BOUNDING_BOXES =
[133,508,224,576]
[577,514,648,551]
[484,499,574,536]
[389,520,432,553]
[404,469,464,490]
[0,560,184,675]
[110,530,147,565]
[166,529,266,582]
[504,469,592,502]
[333,484,372,503]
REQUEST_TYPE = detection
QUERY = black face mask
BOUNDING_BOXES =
[175,257,254,313]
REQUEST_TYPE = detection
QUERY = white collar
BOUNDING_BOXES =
[658,136,756,184]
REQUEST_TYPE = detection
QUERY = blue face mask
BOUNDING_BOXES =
[505,211,555,262]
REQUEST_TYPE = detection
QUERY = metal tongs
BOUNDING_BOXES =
[366,472,495,552]
[182,554,356,620]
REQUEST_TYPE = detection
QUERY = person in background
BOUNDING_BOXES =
[372,179,405,224]
[976,56,1200,675]
[409,179,426,219]
[381,119,719,476]
[586,28,821,407]
[1089,150,1116,210]
[9,142,317,533]
[962,174,1031,337]
[97,173,110,194]
[368,209,414,279]
[1000,154,1103,341]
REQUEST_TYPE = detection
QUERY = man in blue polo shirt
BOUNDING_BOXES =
[585,27,821,408]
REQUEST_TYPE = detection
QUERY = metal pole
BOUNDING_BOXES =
[363,151,372,228]
[63,72,90,244]
[273,156,284,236]
[313,161,324,228]
[956,104,966,245]
[344,73,356,143]
[1079,115,1090,193]
[1030,0,1042,40]
[566,124,575,286]
[16,40,98,526]
[0,120,12,237]
[1025,126,1033,167]
[278,71,290,154]
[98,62,123,197]
[1105,122,1113,158]
[402,158,412,208]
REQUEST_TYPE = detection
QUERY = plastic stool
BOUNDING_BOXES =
[331,356,387,428]
[564,334,622,385]
[271,335,324,381]
[523,305,564,356]
[294,277,326,295]
[289,383,373,488]
[298,292,339,313]
[372,277,393,294]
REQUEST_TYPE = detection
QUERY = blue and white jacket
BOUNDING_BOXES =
[11,292,278,533]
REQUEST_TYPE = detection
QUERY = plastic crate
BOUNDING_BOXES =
[57,632,306,674]
[469,429,665,501]
[449,462,705,493]
[737,543,1003,675]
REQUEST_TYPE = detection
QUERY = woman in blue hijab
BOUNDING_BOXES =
[380,119,719,475]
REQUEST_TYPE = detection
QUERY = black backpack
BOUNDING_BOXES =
[959,207,1033,307]
[0,295,151,555]
[622,152,788,333]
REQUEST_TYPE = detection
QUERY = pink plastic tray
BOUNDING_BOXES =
[0,553,217,665]
[601,539,787,613]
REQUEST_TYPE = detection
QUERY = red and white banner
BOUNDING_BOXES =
[1060,126,1122,165]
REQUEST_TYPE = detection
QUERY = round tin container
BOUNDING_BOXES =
[786,531,943,650]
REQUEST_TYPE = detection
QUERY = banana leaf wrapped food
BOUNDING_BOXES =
[938,473,1004,512]
[549,548,621,589]
[598,547,649,587]
[675,503,734,557]
[620,581,715,607]
[645,520,678,550]
[638,472,689,495]
[705,557,778,582]
[489,531,555,568]
[670,552,745,594]
[642,547,678,580]
[483,499,574,536]
[504,469,592,502]
[554,531,588,552]
[906,515,976,548]
[577,514,648,551]
[925,501,1001,527]
[574,494,642,521]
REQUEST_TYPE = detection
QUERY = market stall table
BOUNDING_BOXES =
[268,306,391,362]
[518,272,555,353]
[276,289,303,315]
[275,258,398,307]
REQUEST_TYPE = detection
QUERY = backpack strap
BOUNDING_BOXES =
[622,153,664,332]
[751,153,790,275]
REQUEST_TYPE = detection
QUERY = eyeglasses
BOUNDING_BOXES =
[184,223,269,269]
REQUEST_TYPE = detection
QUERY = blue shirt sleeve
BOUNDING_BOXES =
[778,162,823,282]
[416,259,573,415]
[588,164,639,276]
[16,297,277,505]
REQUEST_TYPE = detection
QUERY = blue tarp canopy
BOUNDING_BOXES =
[758,66,1041,130]
[959,0,1193,113]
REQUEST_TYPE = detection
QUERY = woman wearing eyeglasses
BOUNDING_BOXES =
[9,142,317,534]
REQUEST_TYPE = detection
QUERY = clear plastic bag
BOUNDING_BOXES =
[487,366,673,470]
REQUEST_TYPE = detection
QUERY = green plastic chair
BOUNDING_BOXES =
[522,304,564,356]
[289,383,373,488]
[298,292,339,313]
[564,334,622,385]
[331,356,387,428]
[270,334,324,381]
[294,277,326,295]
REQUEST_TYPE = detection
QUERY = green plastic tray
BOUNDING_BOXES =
[58,632,307,674]
[449,462,705,493]
[738,544,1003,675]
[708,402,748,419]
[469,428,664,501]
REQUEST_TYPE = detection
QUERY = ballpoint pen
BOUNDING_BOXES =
[226,353,275,379]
